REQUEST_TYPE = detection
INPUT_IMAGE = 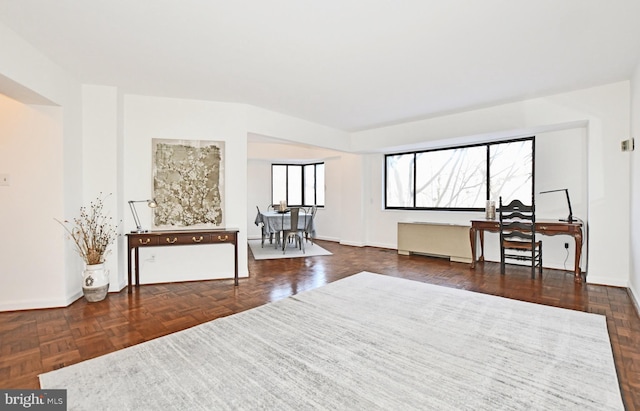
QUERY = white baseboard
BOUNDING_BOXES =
[113,281,128,292]
[356,241,395,249]
[0,291,83,312]
[586,275,629,288]
[339,239,365,247]
[628,282,640,317]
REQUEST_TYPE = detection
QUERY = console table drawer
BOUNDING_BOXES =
[211,232,236,243]
[536,223,571,234]
[133,237,159,246]
[160,233,211,245]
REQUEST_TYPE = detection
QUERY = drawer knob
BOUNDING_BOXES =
[217,235,228,241]
[139,238,151,245]
[166,237,178,244]
[192,236,204,243]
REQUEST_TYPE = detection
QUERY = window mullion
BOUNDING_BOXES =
[413,153,417,208]
[486,145,490,201]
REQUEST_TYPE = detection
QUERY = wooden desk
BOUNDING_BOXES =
[469,219,584,282]
[126,228,239,292]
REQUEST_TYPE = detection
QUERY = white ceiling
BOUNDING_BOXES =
[1,0,640,132]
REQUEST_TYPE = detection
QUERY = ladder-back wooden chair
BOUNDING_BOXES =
[499,196,542,278]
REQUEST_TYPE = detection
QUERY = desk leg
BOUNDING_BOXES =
[469,228,487,268]
[470,227,477,269]
[134,247,140,288]
[574,231,583,283]
[234,239,239,286]
[127,246,133,293]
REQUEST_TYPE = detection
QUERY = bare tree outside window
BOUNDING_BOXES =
[386,154,414,207]
[385,138,533,210]
[416,146,486,208]
[489,140,533,203]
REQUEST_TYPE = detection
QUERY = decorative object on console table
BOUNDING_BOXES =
[485,200,496,220]
[128,199,157,233]
[540,188,574,222]
[55,193,118,302]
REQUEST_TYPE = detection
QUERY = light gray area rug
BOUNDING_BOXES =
[248,239,332,260]
[39,272,624,410]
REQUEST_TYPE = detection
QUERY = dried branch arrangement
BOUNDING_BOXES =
[56,194,118,265]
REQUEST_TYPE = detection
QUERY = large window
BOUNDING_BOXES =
[385,138,534,210]
[272,163,325,207]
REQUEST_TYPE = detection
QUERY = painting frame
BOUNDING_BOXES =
[151,138,225,230]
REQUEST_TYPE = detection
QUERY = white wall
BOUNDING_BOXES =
[82,85,121,290]
[0,96,69,309]
[123,95,249,284]
[244,106,355,247]
[247,159,273,239]
[250,82,629,287]
[246,106,350,151]
[351,82,630,287]
[1,16,636,308]
[247,142,344,243]
[630,61,640,308]
[338,153,366,246]
[535,129,588,270]
[247,126,587,271]
[358,128,588,269]
[0,23,84,311]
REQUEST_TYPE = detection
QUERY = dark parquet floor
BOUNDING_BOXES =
[1,240,639,409]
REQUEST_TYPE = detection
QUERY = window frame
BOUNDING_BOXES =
[271,162,325,207]
[384,137,535,211]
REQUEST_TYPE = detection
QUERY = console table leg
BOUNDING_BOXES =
[134,247,140,288]
[234,240,239,286]
[127,246,133,293]
[574,231,583,283]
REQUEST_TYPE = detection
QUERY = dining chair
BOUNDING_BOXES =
[304,205,317,245]
[280,207,305,254]
[499,196,542,278]
[255,206,273,248]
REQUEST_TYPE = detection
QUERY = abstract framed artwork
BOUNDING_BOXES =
[152,139,225,229]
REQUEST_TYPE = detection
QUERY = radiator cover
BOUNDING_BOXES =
[397,222,472,263]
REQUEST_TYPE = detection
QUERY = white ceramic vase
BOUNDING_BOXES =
[83,263,109,302]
